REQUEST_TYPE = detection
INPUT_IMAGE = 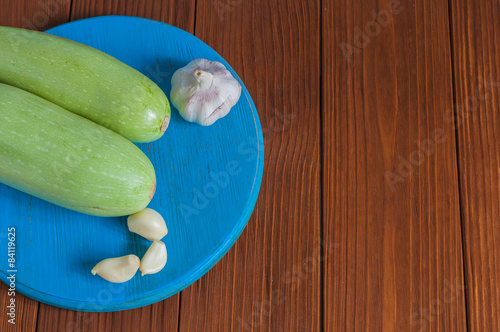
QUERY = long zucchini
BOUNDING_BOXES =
[0,26,170,143]
[0,83,156,217]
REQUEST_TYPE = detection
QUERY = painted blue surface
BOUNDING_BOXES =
[0,16,263,312]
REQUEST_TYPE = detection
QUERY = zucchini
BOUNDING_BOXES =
[0,83,156,217]
[0,26,170,143]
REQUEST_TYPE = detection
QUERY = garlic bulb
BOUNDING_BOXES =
[91,254,140,283]
[170,58,242,126]
[127,208,168,241]
[140,240,167,276]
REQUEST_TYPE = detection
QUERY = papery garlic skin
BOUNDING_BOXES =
[127,208,168,241]
[140,240,167,276]
[91,254,140,283]
[170,58,242,126]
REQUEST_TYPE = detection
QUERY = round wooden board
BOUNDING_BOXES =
[0,16,263,312]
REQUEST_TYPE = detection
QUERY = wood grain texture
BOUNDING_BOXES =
[70,0,195,34]
[0,2,71,331]
[0,0,71,30]
[322,0,467,330]
[0,282,38,332]
[450,0,500,331]
[36,296,180,332]
[32,1,193,331]
[3,0,499,330]
[178,0,322,331]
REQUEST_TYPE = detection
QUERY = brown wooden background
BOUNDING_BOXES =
[1,0,499,331]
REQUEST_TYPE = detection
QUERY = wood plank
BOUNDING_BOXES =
[33,1,194,331]
[450,0,500,331]
[178,0,321,331]
[0,1,72,331]
[0,282,38,332]
[70,0,195,34]
[36,297,180,332]
[0,0,71,30]
[322,0,467,330]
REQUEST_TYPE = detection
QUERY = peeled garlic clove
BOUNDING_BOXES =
[170,58,242,126]
[127,208,168,241]
[91,254,140,283]
[140,240,167,276]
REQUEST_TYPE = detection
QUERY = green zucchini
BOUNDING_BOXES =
[0,83,156,217]
[0,26,170,143]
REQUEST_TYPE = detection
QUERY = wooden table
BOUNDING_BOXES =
[1,0,498,331]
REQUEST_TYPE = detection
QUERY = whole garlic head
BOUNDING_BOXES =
[170,58,242,126]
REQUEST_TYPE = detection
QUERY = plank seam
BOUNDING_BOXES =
[319,0,325,329]
[69,0,74,21]
[447,0,471,330]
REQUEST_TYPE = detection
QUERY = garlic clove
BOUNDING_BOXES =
[127,208,168,241]
[170,58,242,126]
[139,240,167,276]
[91,254,140,283]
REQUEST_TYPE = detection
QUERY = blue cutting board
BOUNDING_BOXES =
[0,16,263,312]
